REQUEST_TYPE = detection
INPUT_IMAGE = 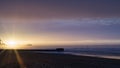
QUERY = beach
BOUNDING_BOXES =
[0,50,120,68]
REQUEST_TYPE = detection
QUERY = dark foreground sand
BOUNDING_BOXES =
[0,50,120,68]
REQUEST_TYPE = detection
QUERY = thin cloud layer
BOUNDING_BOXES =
[0,0,120,45]
[0,0,120,19]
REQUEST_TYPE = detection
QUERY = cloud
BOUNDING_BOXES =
[0,0,120,19]
[1,18,120,40]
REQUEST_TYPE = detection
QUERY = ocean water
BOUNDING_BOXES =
[35,47,120,59]
[64,48,120,59]
[32,44,120,59]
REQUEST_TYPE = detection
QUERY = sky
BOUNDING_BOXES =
[0,0,120,46]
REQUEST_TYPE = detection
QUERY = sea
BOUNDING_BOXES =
[34,45,120,60]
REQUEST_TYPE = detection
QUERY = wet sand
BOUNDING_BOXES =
[0,50,120,68]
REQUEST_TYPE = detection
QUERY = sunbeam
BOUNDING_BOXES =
[0,50,12,67]
[14,50,26,68]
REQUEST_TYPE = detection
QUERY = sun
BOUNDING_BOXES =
[6,40,18,49]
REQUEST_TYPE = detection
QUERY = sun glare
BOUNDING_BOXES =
[6,40,18,48]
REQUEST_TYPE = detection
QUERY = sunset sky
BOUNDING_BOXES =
[0,0,120,47]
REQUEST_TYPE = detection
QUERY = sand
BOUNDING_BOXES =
[0,50,120,68]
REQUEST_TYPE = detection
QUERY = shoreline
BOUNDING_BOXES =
[0,50,120,68]
[30,50,120,60]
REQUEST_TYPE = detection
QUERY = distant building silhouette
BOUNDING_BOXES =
[56,48,64,52]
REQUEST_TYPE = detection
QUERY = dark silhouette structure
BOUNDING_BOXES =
[56,48,64,52]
